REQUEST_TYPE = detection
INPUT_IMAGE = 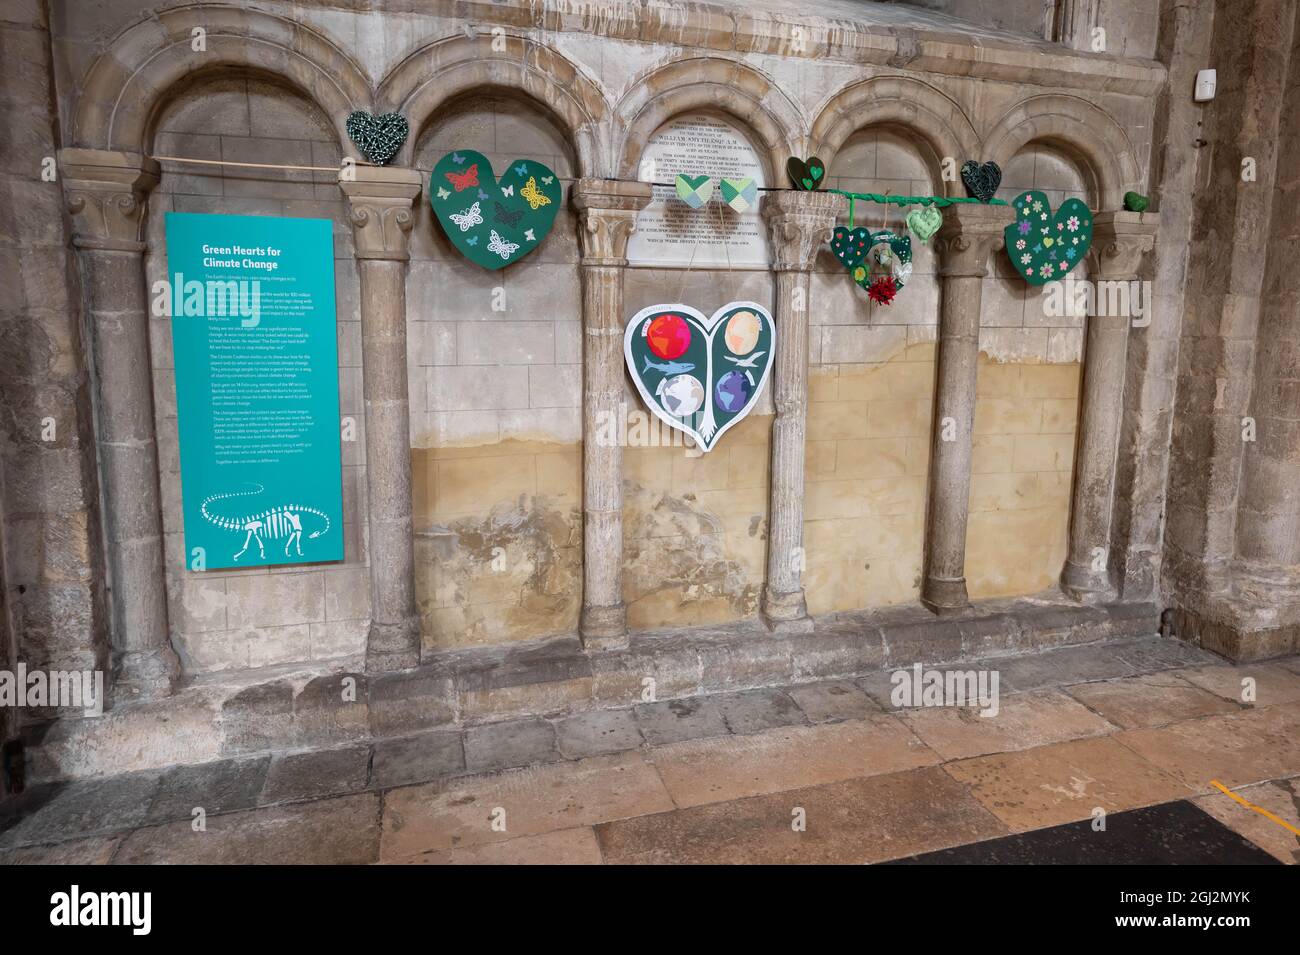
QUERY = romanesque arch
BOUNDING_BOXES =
[71,5,369,153]
[810,75,981,195]
[378,33,609,177]
[983,94,1143,210]
[613,57,803,180]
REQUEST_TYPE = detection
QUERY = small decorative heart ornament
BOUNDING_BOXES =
[1005,189,1093,285]
[1124,191,1150,212]
[905,205,943,242]
[675,174,714,209]
[720,177,758,212]
[787,156,827,191]
[960,160,1002,202]
[430,150,562,270]
[345,111,408,165]
[624,301,774,453]
[830,226,913,299]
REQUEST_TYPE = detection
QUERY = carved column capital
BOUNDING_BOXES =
[934,203,1016,278]
[1089,211,1159,280]
[571,179,652,266]
[761,189,844,273]
[59,148,160,252]
[340,166,423,261]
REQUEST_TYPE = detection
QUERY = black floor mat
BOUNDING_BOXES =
[885,800,1284,864]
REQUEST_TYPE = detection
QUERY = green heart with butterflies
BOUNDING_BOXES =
[429,150,562,270]
[1005,190,1093,286]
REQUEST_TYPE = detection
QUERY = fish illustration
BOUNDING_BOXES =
[723,350,766,369]
[642,356,695,375]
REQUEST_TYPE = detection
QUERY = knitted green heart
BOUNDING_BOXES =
[676,174,713,209]
[1005,190,1093,286]
[906,205,943,241]
[787,156,827,191]
[429,150,562,270]
[1124,191,1150,212]
[624,302,774,453]
[719,177,757,212]
[345,111,408,165]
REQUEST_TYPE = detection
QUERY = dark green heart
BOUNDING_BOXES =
[1005,190,1093,286]
[345,111,408,165]
[960,160,1002,202]
[1124,191,1150,212]
[830,227,913,291]
[830,226,871,268]
[787,156,827,191]
[429,150,562,270]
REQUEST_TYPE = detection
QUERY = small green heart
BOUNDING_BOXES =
[809,165,823,180]
[676,174,714,209]
[801,178,813,189]
[719,178,757,212]
[786,156,828,191]
[905,206,943,242]
[1124,191,1150,212]
[345,111,408,165]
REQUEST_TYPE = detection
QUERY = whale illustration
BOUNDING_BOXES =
[642,356,696,375]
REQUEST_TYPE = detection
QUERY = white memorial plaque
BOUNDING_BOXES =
[626,114,770,269]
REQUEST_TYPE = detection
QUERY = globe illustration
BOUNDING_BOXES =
[658,374,704,417]
[646,314,691,359]
[714,370,752,413]
[724,310,761,355]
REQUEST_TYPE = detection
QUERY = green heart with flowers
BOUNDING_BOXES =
[1005,190,1093,286]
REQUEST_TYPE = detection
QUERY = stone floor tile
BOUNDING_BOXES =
[393,827,603,865]
[553,708,643,759]
[1063,672,1239,729]
[897,689,1115,761]
[371,731,465,789]
[856,669,917,710]
[997,645,1140,692]
[648,715,938,809]
[379,751,673,862]
[714,687,806,735]
[944,736,1192,832]
[0,772,160,848]
[786,680,881,723]
[261,743,372,804]
[1111,634,1221,673]
[1194,778,1300,864]
[113,792,381,864]
[0,835,121,865]
[595,766,1009,864]
[633,696,729,746]
[1175,663,1300,707]
[147,756,270,823]
[463,717,561,773]
[1115,700,1300,792]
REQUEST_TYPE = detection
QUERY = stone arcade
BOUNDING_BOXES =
[1,0,1298,788]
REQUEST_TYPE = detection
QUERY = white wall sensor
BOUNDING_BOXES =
[1195,69,1217,102]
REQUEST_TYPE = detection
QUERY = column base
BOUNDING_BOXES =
[761,586,815,634]
[113,646,180,704]
[580,604,628,651]
[920,575,970,615]
[1060,560,1114,602]
[365,619,421,673]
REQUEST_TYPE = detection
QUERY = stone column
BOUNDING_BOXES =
[760,190,842,633]
[1062,212,1157,599]
[340,167,423,672]
[60,148,179,701]
[571,180,652,651]
[921,203,1013,614]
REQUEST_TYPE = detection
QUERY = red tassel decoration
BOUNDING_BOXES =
[866,275,897,305]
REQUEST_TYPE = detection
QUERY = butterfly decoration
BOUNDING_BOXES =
[430,150,562,270]
[487,230,520,260]
[520,177,551,211]
[448,201,483,232]
[444,163,479,192]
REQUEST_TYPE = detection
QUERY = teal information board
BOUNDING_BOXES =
[165,212,344,570]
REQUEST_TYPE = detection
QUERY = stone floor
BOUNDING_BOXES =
[1,634,1298,864]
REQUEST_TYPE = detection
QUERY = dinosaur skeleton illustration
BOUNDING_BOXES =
[200,484,331,561]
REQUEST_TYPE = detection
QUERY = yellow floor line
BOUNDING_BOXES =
[1209,779,1300,837]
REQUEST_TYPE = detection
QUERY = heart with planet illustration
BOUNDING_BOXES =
[624,301,774,453]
